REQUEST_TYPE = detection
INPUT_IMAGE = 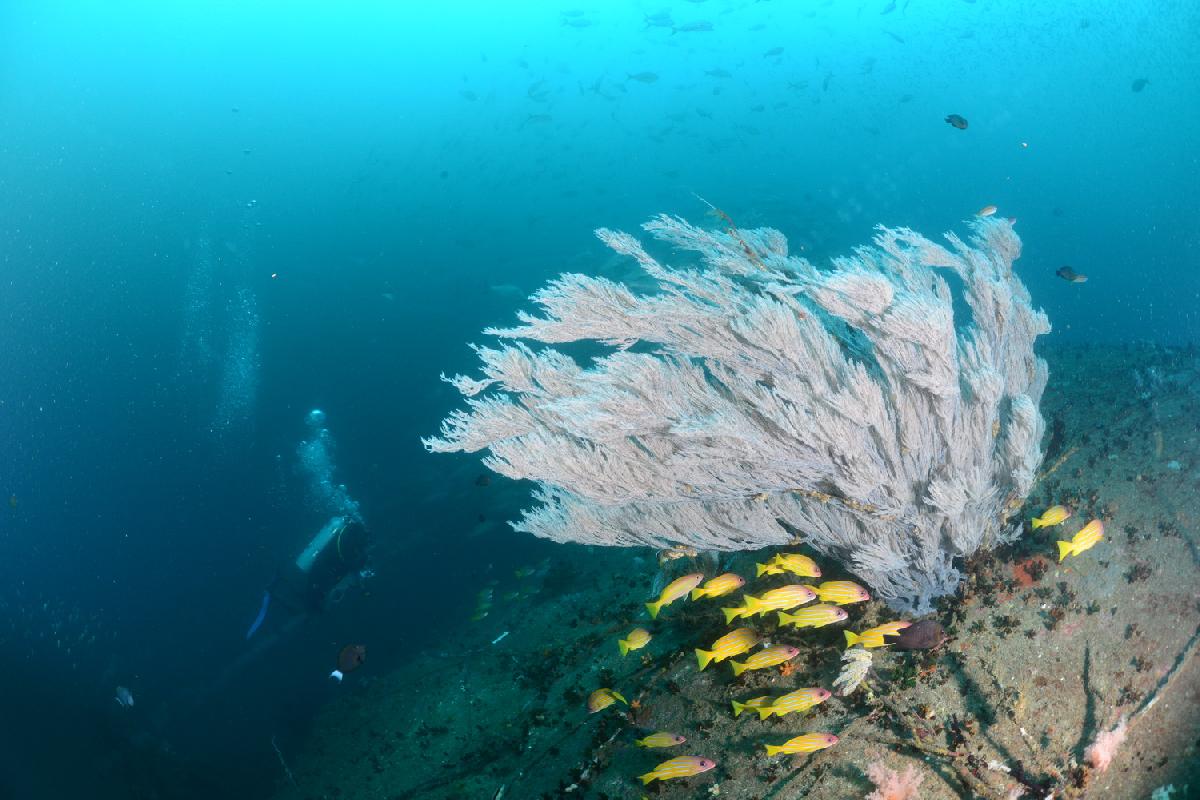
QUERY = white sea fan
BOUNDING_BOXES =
[425,213,1049,613]
[833,647,873,697]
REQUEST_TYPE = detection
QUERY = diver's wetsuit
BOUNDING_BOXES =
[271,518,369,615]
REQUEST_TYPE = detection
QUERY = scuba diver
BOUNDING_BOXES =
[244,515,373,640]
[196,409,374,705]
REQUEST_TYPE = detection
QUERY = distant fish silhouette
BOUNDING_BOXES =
[115,686,134,707]
[1131,77,1149,93]
[945,114,968,130]
[331,645,366,682]
[1056,266,1088,284]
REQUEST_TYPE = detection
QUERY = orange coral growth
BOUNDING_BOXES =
[1012,556,1049,588]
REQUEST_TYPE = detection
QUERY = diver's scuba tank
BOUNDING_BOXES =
[247,517,371,638]
[298,516,369,610]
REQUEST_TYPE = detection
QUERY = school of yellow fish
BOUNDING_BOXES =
[583,504,1102,788]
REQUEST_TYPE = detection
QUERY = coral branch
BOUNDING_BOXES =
[426,213,1049,612]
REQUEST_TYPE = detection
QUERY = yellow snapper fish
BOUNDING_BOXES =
[1057,520,1104,562]
[690,572,745,600]
[638,755,716,784]
[635,731,686,748]
[724,585,815,622]
[755,687,832,720]
[1032,504,1071,529]
[721,599,757,624]
[695,627,759,671]
[756,553,821,578]
[731,695,773,718]
[806,580,870,605]
[646,573,704,619]
[844,620,912,649]
[777,604,849,629]
[764,732,839,757]
[618,627,652,657]
[731,644,799,677]
[587,688,627,713]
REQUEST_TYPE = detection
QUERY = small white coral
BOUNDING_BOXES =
[834,646,873,696]
[864,759,925,800]
[1084,718,1128,773]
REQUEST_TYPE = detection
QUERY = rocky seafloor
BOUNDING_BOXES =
[270,344,1200,800]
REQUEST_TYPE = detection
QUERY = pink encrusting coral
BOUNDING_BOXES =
[864,760,925,800]
[1084,719,1128,772]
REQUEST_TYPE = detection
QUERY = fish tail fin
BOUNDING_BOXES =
[731,700,745,717]
[844,630,860,647]
[610,691,627,705]
[722,607,740,625]
[689,587,707,601]
[756,706,775,720]
[635,739,647,748]
[696,648,714,671]
[742,594,761,613]
[1057,540,1073,562]
[645,601,661,619]
[755,562,768,577]
[765,744,781,757]
[619,639,630,657]
[1032,517,1045,529]
[778,611,794,627]
[639,772,658,784]
[731,659,748,677]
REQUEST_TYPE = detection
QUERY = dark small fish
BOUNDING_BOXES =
[644,11,674,28]
[881,0,896,14]
[887,620,946,650]
[331,644,366,681]
[1056,266,1088,284]
[627,71,659,83]
[672,21,713,33]
[945,113,969,130]
[475,473,491,487]
[884,29,905,44]
[1131,77,1149,92]
[899,93,914,103]
[705,68,731,78]
[763,46,784,57]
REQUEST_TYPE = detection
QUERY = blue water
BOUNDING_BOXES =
[0,1,1195,796]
